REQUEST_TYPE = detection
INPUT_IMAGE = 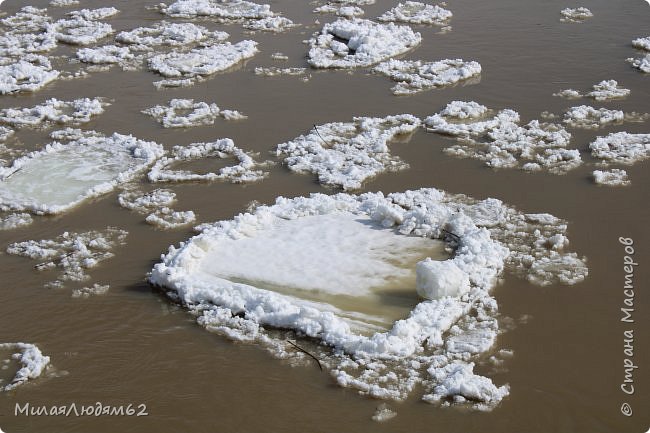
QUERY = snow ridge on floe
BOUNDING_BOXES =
[0,343,50,391]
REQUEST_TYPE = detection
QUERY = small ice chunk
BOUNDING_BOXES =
[416,259,470,300]
[372,58,481,95]
[72,283,110,298]
[563,105,624,129]
[142,99,222,128]
[45,9,117,45]
[146,208,196,229]
[377,1,452,25]
[560,7,593,22]
[592,169,630,186]
[76,45,136,65]
[116,22,226,47]
[50,0,80,6]
[1,7,51,34]
[254,66,306,76]
[371,403,397,422]
[0,98,108,128]
[314,4,365,17]
[0,343,50,391]
[118,189,177,212]
[586,80,630,101]
[308,18,421,68]
[160,0,274,19]
[627,54,650,73]
[0,213,33,230]
[589,132,650,165]
[553,89,582,99]
[632,36,650,52]
[0,56,59,94]
[243,16,297,32]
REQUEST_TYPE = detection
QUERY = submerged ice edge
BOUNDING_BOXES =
[150,188,588,408]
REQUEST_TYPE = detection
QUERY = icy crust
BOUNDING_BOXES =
[0,132,164,214]
[148,139,267,183]
[0,343,50,392]
[307,19,421,69]
[45,8,119,46]
[0,98,107,128]
[0,213,33,230]
[372,59,481,95]
[627,54,650,73]
[142,98,245,128]
[563,105,624,128]
[148,40,258,86]
[7,227,127,288]
[160,0,274,19]
[424,101,581,174]
[0,56,60,94]
[589,132,650,165]
[377,1,452,25]
[592,169,630,186]
[150,189,587,408]
[633,36,650,51]
[275,114,421,190]
[554,80,631,101]
[560,7,592,22]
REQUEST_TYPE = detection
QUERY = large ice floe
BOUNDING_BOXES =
[0,131,164,214]
[0,98,108,128]
[142,99,245,128]
[148,40,258,87]
[275,114,421,190]
[589,132,650,165]
[7,227,128,288]
[150,188,587,409]
[372,59,481,95]
[553,80,631,101]
[0,343,50,392]
[560,7,593,22]
[377,1,452,25]
[148,139,267,183]
[307,18,421,68]
[592,169,630,186]
[424,101,582,173]
[118,188,196,230]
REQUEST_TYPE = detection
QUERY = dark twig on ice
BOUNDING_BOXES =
[313,124,331,147]
[2,168,21,181]
[287,340,323,371]
[441,228,461,242]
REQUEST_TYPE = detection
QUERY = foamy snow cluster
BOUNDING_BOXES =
[150,188,586,408]
[0,131,164,214]
[554,80,631,101]
[372,58,481,95]
[118,188,196,229]
[148,139,267,183]
[560,7,593,22]
[44,7,119,45]
[146,208,197,229]
[425,101,581,174]
[592,169,630,186]
[0,98,108,128]
[276,114,421,190]
[142,98,245,128]
[308,18,421,68]
[0,55,60,94]
[7,227,128,288]
[589,132,650,165]
[377,1,452,25]
[562,105,624,128]
[0,343,50,392]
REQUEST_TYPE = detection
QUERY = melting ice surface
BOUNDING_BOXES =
[197,213,447,328]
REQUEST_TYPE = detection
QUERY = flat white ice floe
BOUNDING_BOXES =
[589,132,650,165]
[159,0,274,19]
[76,45,137,66]
[592,169,630,186]
[45,8,119,45]
[0,132,164,214]
[150,189,587,408]
[0,343,50,391]
[142,98,245,128]
[377,1,452,25]
[560,7,592,22]
[308,18,421,68]
[148,139,267,183]
[0,98,108,128]
[146,208,196,229]
[116,22,227,47]
[372,59,481,95]
[554,80,630,101]
[0,55,60,94]
[425,100,581,174]
[276,114,421,190]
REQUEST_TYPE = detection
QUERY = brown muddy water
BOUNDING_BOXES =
[0,0,649,432]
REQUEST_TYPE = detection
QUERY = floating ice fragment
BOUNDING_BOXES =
[146,208,196,229]
[276,114,421,190]
[76,45,136,65]
[0,98,108,128]
[308,18,421,68]
[627,54,650,73]
[560,7,592,22]
[50,0,80,6]
[372,403,397,422]
[118,188,177,212]
[554,80,630,101]
[243,16,297,32]
[72,283,110,298]
[0,132,164,214]
[254,66,306,76]
[563,105,624,128]
[589,132,650,165]
[416,259,470,300]
[0,343,50,392]
[116,22,228,47]
[160,0,274,19]
[0,55,59,94]
[143,99,221,128]
[1,7,51,34]
[314,4,365,17]
[632,36,650,51]
[372,58,481,95]
[45,8,118,45]
[592,169,630,186]
[0,213,33,230]
[377,1,452,25]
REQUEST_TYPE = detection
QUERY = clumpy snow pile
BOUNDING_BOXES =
[424,101,582,174]
[142,99,245,128]
[0,213,33,230]
[554,80,631,101]
[308,18,421,68]
[276,114,421,190]
[148,139,267,183]
[589,132,650,165]
[0,131,164,214]
[0,343,50,391]
[560,7,593,22]
[72,283,110,298]
[372,59,481,95]
[150,188,587,409]
[118,188,196,230]
[377,1,452,25]
[148,40,258,87]
[7,227,128,288]
[562,105,624,128]
[592,169,630,186]
[0,98,108,128]
[45,7,119,45]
